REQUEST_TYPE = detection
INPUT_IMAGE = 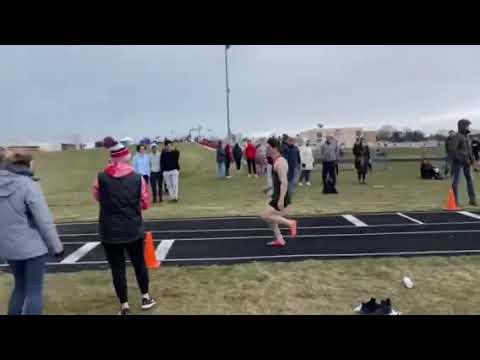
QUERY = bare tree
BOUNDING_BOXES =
[377,125,396,141]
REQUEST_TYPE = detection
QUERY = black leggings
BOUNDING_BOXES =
[225,161,231,177]
[150,171,163,202]
[103,239,149,304]
[235,158,241,170]
[247,159,257,175]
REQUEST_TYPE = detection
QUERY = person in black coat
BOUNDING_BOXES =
[353,137,370,184]
[233,143,243,170]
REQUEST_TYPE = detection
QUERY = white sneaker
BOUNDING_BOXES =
[299,182,303,187]
[254,174,259,178]
[141,297,157,310]
[248,174,252,178]
[306,182,311,186]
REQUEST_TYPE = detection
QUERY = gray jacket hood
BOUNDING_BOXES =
[458,119,472,135]
[0,170,23,197]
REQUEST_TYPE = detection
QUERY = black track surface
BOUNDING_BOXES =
[2,211,480,273]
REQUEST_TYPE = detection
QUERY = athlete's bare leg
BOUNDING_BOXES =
[260,206,297,246]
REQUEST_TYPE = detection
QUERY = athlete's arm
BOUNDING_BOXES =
[276,158,289,210]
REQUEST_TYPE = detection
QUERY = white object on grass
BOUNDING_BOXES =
[403,276,414,289]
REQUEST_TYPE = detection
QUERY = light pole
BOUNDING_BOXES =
[224,45,232,143]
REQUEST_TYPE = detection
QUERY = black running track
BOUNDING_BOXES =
[3,210,480,273]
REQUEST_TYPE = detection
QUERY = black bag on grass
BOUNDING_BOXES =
[323,174,338,194]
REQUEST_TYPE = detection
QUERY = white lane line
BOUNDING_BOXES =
[458,211,480,220]
[165,229,480,241]
[61,233,100,237]
[163,249,480,262]
[155,240,175,261]
[57,229,480,244]
[56,220,480,238]
[3,248,480,268]
[57,216,259,226]
[342,215,368,227]
[397,212,424,225]
[60,242,100,264]
[55,211,464,226]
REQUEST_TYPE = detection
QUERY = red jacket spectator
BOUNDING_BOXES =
[225,144,233,162]
[245,142,257,161]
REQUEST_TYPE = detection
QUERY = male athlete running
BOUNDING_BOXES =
[260,137,298,247]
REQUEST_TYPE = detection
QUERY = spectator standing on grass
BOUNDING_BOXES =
[0,151,64,315]
[225,142,233,179]
[149,143,162,203]
[299,139,314,186]
[321,135,339,193]
[133,144,151,184]
[471,137,480,172]
[353,137,370,184]
[161,140,181,202]
[216,141,226,179]
[161,140,169,195]
[451,119,477,206]
[233,142,243,171]
[245,139,257,178]
[264,144,274,195]
[255,142,267,177]
[445,130,456,177]
[284,136,301,196]
[92,137,155,315]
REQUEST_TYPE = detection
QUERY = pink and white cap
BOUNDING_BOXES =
[103,137,131,162]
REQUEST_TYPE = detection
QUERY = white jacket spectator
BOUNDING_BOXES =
[299,144,314,170]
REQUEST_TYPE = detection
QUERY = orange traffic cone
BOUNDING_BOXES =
[144,231,160,269]
[445,188,461,211]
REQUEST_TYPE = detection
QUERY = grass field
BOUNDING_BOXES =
[2,143,480,315]
[29,144,477,222]
[2,256,480,314]
[382,146,445,158]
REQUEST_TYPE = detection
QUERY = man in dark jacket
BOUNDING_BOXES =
[93,137,156,315]
[284,136,301,197]
[280,134,289,158]
[353,137,370,184]
[451,119,477,206]
[161,140,181,201]
[444,130,456,177]
[216,141,226,179]
[471,137,480,172]
[233,143,243,170]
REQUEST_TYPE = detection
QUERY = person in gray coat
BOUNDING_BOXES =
[0,151,64,315]
[321,135,339,192]
[451,119,477,206]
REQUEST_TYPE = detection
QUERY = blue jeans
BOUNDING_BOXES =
[452,162,476,204]
[445,159,452,177]
[288,168,300,196]
[217,162,226,178]
[7,254,47,315]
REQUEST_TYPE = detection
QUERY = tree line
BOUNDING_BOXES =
[376,125,428,142]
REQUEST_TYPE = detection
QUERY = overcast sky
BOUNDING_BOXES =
[2,45,480,144]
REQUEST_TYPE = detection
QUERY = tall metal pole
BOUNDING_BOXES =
[224,45,232,143]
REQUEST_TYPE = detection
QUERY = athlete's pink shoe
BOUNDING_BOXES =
[289,220,298,239]
[267,239,286,247]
